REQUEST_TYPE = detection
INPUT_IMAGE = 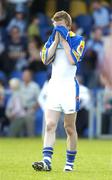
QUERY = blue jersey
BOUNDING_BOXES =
[41,26,85,65]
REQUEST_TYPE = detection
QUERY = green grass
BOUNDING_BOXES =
[0,138,112,180]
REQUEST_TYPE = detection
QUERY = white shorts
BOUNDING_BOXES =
[46,78,80,114]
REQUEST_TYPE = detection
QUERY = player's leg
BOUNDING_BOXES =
[64,112,77,171]
[44,109,60,147]
[32,109,60,171]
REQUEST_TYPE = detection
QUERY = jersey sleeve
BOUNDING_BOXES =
[69,33,85,64]
[41,29,56,65]
[41,45,55,65]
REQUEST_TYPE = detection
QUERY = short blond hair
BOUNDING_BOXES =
[52,11,72,29]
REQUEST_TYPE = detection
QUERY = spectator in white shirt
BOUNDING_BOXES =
[6,78,26,137]
[6,70,40,137]
[20,69,40,136]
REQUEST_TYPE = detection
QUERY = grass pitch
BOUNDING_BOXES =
[0,138,112,180]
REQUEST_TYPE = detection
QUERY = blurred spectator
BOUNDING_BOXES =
[20,69,40,136]
[6,70,40,137]
[0,20,8,73]
[6,78,26,137]
[110,3,112,20]
[8,0,32,3]
[7,4,27,35]
[28,36,46,72]
[0,0,7,58]
[35,13,52,42]
[74,14,93,37]
[0,0,7,22]
[0,71,7,87]
[0,84,9,136]
[72,21,84,35]
[0,21,6,59]
[105,18,112,35]
[76,76,91,137]
[86,27,104,66]
[30,0,47,14]
[92,0,110,32]
[28,16,40,38]
[83,27,104,88]
[7,1,32,22]
[101,26,112,87]
[102,86,112,134]
[5,26,28,73]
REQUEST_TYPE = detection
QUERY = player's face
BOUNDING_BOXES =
[53,19,67,28]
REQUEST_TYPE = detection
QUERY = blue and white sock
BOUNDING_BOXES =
[43,147,53,166]
[65,150,77,170]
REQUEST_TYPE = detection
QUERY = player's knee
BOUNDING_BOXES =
[46,121,56,132]
[64,125,75,136]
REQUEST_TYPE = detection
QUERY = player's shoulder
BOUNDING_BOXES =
[69,31,85,52]
[69,31,84,41]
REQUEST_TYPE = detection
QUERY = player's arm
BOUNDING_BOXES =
[60,34,85,65]
[59,35,75,65]
[41,32,59,65]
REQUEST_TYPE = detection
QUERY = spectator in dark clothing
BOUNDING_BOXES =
[86,27,104,67]
[102,86,112,134]
[30,0,47,14]
[4,26,28,74]
[0,84,9,136]
[81,27,104,88]
[76,76,91,137]
[0,0,7,22]
[0,24,5,56]
[0,21,7,73]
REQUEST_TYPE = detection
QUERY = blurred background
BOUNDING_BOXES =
[0,0,112,139]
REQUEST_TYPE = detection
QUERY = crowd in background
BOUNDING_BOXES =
[0,0,112,137]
